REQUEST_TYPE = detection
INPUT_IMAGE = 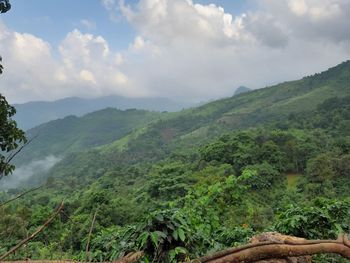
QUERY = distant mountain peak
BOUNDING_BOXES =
[234,86,251,96]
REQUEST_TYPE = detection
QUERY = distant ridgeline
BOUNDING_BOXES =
[234,86,252,96]
[13,96,193,130]
[1,60,350,262]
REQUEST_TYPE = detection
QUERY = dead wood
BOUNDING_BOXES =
[0,201,64,261]
[85,208,98,262]
[3,233,350,263]
[0,135,38,180]
[194,233,350,263]
[113,251,145,263]
[0,186,42,207]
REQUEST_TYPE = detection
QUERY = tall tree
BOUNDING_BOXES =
[0,0,27,179]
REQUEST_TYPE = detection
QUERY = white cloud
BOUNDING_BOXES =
[119,0,251,47]
[132,36,145,50]
[80,19,97,30]
[0,23,131,103]
[288,0,308,16]
[101,0,120,22]
[115,0,350,100]
[258,0,350,42]
[1,0,350,103]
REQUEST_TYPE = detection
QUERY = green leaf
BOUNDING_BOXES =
[172,229,178,241]
[155,214,164,222]
[178,228,186,242]
[150,232,159,248]
[155,230,167,239]
[175,246,187,254]
[138,232,149,248]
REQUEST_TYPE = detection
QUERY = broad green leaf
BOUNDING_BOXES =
[178,228,186,242]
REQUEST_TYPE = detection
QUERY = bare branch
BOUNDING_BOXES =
[0,185,42,207]
[0,134,39,180]
[85,208,98,262]
[0,201,64,261]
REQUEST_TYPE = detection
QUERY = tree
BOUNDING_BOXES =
[0,0,11,13]
[0,0,27,179]
[0,95,27,178]
[0,0,11,72]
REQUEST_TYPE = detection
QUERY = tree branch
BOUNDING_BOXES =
[0,201,64,261]
[0,134,38,180]
[85,208,98,262]
[0,185,42,207]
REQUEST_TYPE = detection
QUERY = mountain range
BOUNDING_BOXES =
[12,95,193,130]
[6,60,350,188]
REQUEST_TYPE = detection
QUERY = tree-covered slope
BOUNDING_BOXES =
[31,60,350,192]
[15,108,163,165]
[15,60,350,186]
[15,60,350,168]
[99,60,350,163]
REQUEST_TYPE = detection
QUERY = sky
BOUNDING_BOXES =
[0,0,349,103]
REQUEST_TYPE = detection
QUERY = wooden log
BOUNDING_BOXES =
[196,234,350,263]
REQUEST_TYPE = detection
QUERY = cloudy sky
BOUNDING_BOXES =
[0,0,349,103]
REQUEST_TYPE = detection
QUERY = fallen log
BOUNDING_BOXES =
[3,233,350,263]
[114,251,145,263]
[194,233,350,263]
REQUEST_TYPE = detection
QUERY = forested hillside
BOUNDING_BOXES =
[14,108,164,165]
[1,61,350,262]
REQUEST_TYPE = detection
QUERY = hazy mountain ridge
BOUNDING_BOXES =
[8,60,350,187]
[13,95,192,130]
[234,86,251,96]
[22,60,350,186]
[14,108,164,165]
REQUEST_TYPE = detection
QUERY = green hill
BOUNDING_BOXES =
[97,60,350,163]
[30,60,350,192]
[18,60,350,184]
[15,108,163,165]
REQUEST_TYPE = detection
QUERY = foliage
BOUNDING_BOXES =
[274,199,350,239]
[0,0,11,13]
[0,94,27,177]
[0,0,27,178]
[84,209,195,263]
